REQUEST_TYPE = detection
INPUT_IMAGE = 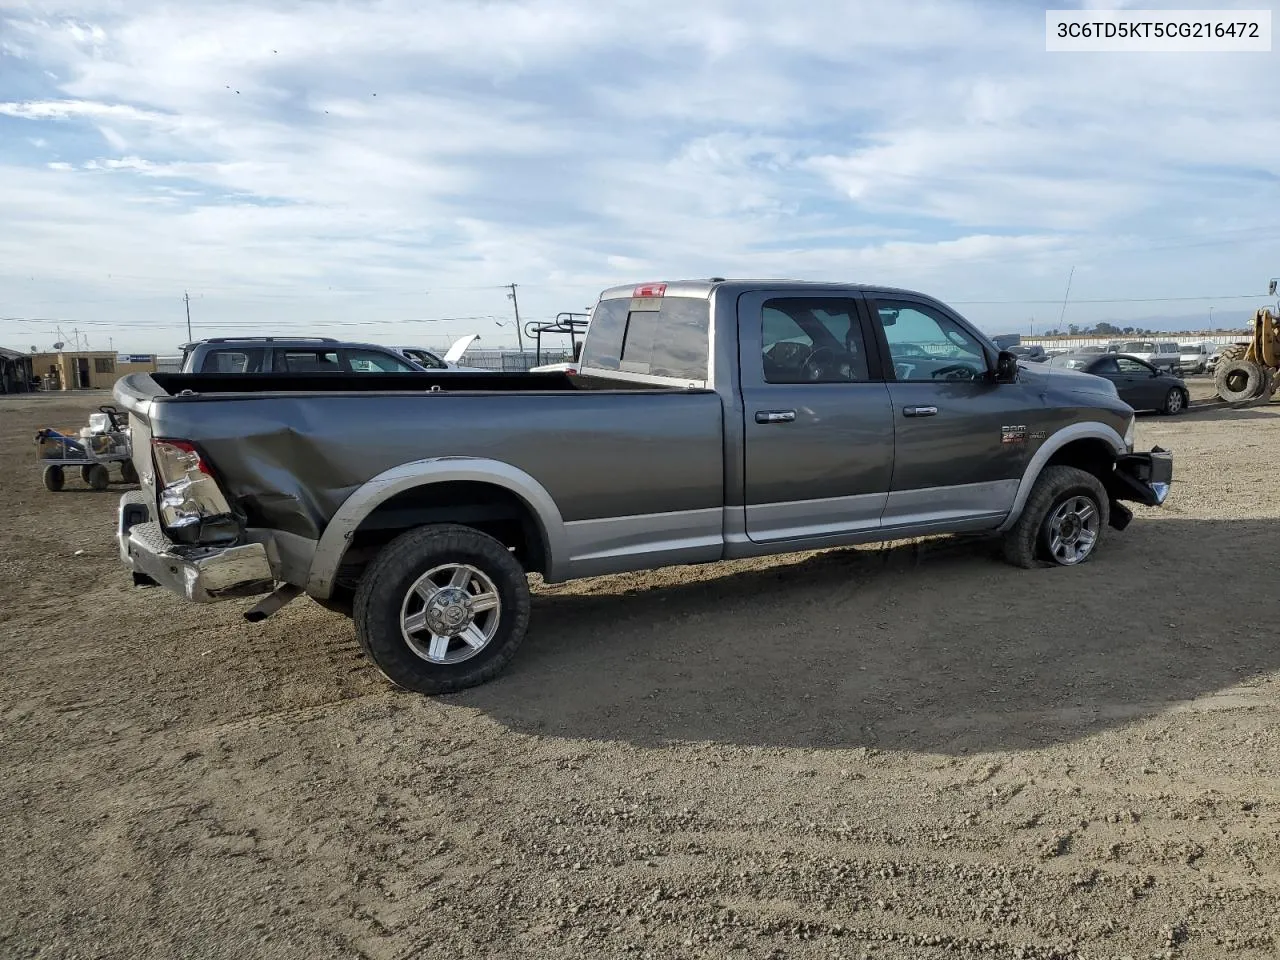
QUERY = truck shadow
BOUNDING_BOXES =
[453,518,1280,755]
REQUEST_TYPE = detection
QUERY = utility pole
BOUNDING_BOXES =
[184,290,193,342]
[505,283,525,354]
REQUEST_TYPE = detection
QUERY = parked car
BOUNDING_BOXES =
[1008,344,1048,362]
[179,337,427,374]
[1049,352,1189,414]
[391,335,488,372]
[113,279,1172,695]
[1178,342,1216,375]
[1105,340,1182,374]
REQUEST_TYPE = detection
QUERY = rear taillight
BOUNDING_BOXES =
[151,438,238,544]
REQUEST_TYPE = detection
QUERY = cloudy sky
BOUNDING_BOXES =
[1,0,1277,355]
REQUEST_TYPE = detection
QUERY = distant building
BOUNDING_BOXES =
[0,347,35,393]
[27,350,157,391]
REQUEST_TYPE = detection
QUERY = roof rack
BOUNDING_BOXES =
[524,312,590,364]
[198,336,341,344]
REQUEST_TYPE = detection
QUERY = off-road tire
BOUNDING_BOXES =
[1001,466,1109,569]
[1216,359,1265,404]
[1161,387,1188,416]
[43,465,65,492]
[353,524,531,695]
[85,464,110,490]
[120,460,139,485]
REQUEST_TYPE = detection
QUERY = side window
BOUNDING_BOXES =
[345,349,418,373]
[406,349,445,369]
[1116,358,1151,375]
[276,349,342,372]
[872,300,987,382]
[201,348,264,373]
[1091,357,1120,375]
[761,298,870,384]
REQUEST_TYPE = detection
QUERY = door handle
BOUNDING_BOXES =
[903,405,938,417]
[755,410,796,424]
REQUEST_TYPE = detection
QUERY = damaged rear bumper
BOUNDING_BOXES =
[118,491,275,602]
[1106,446,1173,529]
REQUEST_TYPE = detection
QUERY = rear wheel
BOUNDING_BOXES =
[42,465,65,492]
[85,464,110,490]
[353,524,531,694]
[1001,466,1109,569]
[120,460,139,485]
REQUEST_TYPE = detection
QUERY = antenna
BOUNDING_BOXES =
[1057,266,1075,327]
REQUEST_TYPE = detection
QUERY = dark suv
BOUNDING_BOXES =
[179,337,425,374]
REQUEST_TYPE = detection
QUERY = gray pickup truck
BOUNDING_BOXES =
[113,279,1172,694]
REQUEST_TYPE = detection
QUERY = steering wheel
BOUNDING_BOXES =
[931,364,977,381]
[803,346,846,381]
[98,404,126,430]
[764,341,817,379]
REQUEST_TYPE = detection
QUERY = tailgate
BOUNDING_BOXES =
[113,373,165,502]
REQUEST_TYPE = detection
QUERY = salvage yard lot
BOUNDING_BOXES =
[2,389,1278,960]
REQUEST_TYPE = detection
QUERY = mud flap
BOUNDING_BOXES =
[1108,499,1133,531]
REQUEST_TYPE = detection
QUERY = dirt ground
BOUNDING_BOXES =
[2,386,1278,960]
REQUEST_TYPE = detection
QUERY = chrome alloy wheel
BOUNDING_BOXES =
[1047,496,1100,565]
[400,564,502,664]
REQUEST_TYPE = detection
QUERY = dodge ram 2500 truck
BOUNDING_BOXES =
[112,279,1173,694]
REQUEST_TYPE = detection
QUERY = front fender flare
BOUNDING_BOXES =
[304,457,568,597]
[996,422,1127,533]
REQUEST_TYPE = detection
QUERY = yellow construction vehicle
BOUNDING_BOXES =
[1214,280,1280,405]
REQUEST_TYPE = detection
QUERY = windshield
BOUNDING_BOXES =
[1122,341,1154,352]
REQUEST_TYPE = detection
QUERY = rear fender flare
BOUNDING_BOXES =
[996,422,1127,532]
[305,457,567,597]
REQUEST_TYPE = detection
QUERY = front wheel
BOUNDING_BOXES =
[43,465,65,492]
[1001,466,1109,569]
[1161,388,1186,415]
[353,524,532,694]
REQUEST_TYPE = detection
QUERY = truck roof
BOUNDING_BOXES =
[595,278,932,301]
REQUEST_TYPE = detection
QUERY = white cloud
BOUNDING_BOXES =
[0,0,1277,353]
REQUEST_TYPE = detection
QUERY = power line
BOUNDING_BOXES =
[950,293,1265,305]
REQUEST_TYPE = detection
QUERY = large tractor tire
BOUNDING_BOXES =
[1216,358,1266,404]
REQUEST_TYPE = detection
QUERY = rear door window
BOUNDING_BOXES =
[344,349,419,373]
[201,348,265,373]
[580,295,709,380]
[275,349,343,372]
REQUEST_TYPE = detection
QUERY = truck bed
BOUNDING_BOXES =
[115,373,726,543]
[149,371,672,394]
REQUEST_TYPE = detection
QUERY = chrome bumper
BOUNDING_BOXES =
[117,492,275,603]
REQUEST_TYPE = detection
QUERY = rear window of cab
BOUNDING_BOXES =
[579,296,710,381]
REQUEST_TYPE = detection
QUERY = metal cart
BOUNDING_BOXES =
[35,405,137,492]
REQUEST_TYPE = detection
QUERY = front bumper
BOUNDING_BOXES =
[117,492,275,603]
[1105,446,1173,530]
[1110,446,1173,507]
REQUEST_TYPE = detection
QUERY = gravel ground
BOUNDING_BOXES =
[2,388,1278,960]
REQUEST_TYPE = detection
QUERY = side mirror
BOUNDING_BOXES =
[994,350,1019,383]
